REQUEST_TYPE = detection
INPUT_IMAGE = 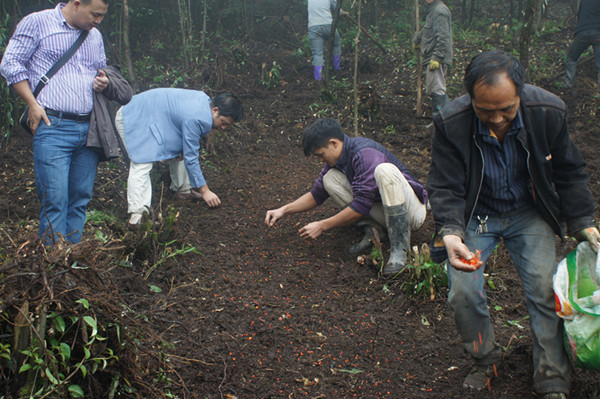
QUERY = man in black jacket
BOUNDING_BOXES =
[564,0,600,89]
[427,51,600,399]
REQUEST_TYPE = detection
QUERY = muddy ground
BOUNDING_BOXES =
[2,1,600,398]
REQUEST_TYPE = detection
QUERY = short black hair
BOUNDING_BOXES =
[210,92,243,122]
[464,51,525,98]
[303,118,344,157]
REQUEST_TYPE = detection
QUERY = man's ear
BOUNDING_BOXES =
[211,106,220,116]
[329,138,341,148]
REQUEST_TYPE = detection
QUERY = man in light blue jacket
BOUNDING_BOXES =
[114,89,243,229]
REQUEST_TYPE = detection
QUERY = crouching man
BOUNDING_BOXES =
[115,89,243,229]
[265,118,427,277]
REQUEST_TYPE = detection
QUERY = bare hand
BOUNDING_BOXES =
[202,190,221,207]
[265,208,284,227]
[93,69,109,92]
[299,221,324,240]
[28,103,50,135]
[443,234,484,272]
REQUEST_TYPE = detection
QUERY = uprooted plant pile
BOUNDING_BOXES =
[0,231,184,398]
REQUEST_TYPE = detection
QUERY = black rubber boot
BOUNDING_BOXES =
[431,94,449,116]
[382,204,410,277]
[348,225,374,254]
[564,61,577,89]
[348,221,387,254]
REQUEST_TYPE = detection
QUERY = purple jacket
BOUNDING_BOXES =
[311,135,427,215]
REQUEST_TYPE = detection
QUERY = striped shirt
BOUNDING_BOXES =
[474,111,532,216]
[0,3,106,114]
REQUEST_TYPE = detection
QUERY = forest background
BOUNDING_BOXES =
[1,0,600,398]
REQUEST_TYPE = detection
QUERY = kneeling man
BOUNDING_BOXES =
[265,118,427,277]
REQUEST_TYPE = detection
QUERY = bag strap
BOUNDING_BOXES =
[32,30,89,98]
[566,250,597,316]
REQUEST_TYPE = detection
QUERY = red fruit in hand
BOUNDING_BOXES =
[458,249,482,266]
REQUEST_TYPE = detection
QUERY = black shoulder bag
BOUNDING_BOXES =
[19,30,89,134]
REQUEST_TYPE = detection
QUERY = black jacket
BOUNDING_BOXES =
[427,84,595,239]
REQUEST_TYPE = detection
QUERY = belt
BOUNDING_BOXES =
[45,108,91,122]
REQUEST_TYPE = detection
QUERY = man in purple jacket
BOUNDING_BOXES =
[1,0,110,245]
[265,118,427,277]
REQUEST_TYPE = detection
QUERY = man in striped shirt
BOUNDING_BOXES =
[1,0,110,245]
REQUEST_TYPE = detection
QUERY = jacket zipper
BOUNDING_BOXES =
[467,134,485,228]
[517,131,563,236]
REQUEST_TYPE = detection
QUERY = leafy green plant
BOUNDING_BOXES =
[10,301,119,398]
[144,240,200,279]
[385,125,397,135]
[260,61,282,89]
[401,245,448,300]
[308,102,330,117]
[86,209,119,225]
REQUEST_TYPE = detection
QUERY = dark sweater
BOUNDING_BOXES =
[575,0,600,35]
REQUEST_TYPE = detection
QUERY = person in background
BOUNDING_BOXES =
[413,0,453,116]
[0,0,111,245]
[564,0,600,89]
[307,0,349,81]
[427,50,600,399]
[265,118,427,277]
[114,89,243,230]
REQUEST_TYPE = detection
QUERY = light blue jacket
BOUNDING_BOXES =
[122,88,213,188]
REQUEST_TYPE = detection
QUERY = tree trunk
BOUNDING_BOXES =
[200,0,207,55]
[122,0,137,91]
[323,0,343,89]
[353,0,362,137]
[469,0,476,24]
[368,0,377,28]
[176,0,193,68]
[414,0,422,116]
[534,0,543,30]
[519,0,537,73]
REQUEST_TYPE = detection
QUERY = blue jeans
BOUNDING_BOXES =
[447,206,570,394]
[33,115,99,245]
[308,24,341,66]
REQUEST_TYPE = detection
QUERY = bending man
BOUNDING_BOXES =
[115,89,243,229]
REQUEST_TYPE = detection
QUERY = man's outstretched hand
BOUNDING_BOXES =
[443,234,484,272]
[265,208,284,227]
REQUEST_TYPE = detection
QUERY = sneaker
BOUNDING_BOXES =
[463,363,496,390]
[539,393,567,399]
[127,213,143,231]
[174,189,203,201]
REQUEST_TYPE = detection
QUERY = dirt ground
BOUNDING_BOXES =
[2,3,600,399]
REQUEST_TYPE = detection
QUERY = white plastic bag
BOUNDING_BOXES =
[553,241,600,370]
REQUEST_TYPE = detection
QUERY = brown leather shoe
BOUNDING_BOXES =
[174,189,203,201]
